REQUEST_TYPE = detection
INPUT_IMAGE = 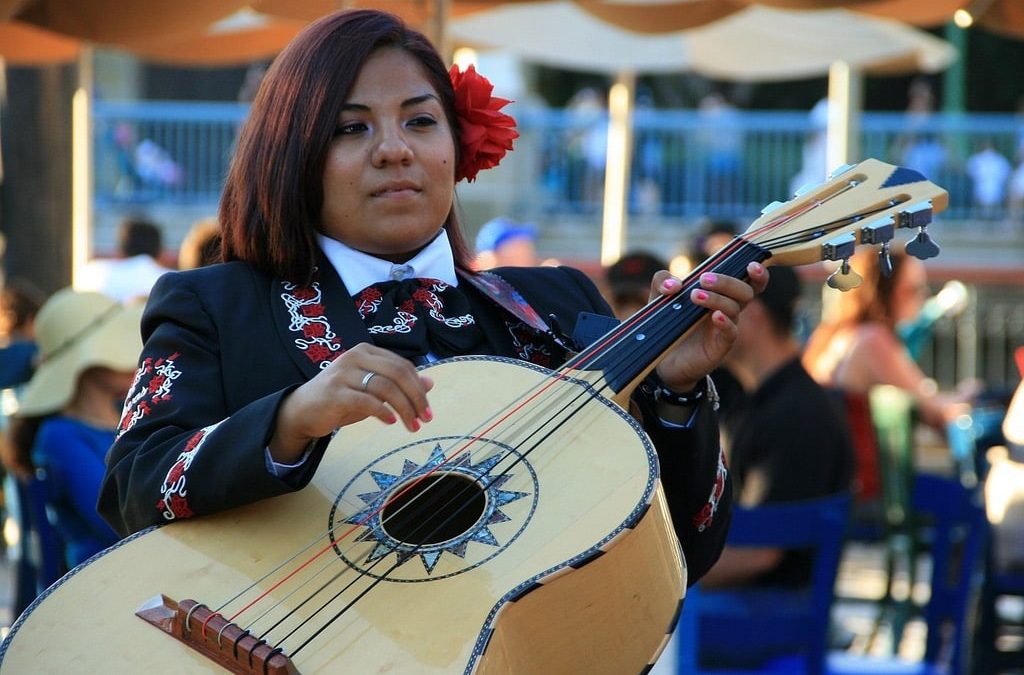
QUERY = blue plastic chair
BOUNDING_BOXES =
[677,491,853,675]
[827,473,988,675]
[22,470,68,591]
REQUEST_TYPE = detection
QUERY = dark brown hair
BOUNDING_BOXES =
[219,9,471,283]
[803,248,912,366]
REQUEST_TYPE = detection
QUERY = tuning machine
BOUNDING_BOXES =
[861,216,896,278]
[822,233,862,291]
[898,201,940,260]
[828,163,857,180]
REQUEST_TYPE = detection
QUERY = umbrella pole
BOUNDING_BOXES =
[600,70,635,267]
[826,60,862,174]
[71,44,94,288]
[427,0,451,60]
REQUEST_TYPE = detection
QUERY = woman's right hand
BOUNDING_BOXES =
[268,343,433,463]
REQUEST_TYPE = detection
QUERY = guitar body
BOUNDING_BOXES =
[0,356,685,674]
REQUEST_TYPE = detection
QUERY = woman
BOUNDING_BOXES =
[803,248,974,429]
[4,288,141,573]
[98,10,764,589]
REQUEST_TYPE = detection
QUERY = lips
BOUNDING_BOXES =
[372,181,420,197]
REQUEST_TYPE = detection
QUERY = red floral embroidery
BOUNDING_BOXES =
[281,281,344,367]
[304,344,335,363]
[118,352,181,436]
[157,424,218,523]
[450,64,518,183]
[303,323,326,338]
[692,447,728,533]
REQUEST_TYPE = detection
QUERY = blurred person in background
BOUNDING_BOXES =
[803,248,979,431]
[677,219,740,278]
[177,217,223,271]
[3,289,142,579]
[965,139,1012,219]
[0,278,45,615]
[78,217,173,302]
[603,250,668,320]
[473,216,538,269]
[703,265,853,588]
[0,278,45,391]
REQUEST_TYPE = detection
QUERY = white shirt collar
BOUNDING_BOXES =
[317,230,458,296]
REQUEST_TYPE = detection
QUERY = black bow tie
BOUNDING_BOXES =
[353,278,483,360]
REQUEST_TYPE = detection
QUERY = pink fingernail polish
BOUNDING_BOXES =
[694,290,709,301]
[422,407,433,422]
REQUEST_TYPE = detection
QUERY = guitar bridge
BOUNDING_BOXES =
[136,595,299,675]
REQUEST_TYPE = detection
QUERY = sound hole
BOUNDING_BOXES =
[382,474,486,545]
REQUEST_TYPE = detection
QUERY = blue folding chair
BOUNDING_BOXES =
[678,491,853,675]
[827,473,988,675]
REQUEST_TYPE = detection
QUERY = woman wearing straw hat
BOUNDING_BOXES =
[3,288,143,572]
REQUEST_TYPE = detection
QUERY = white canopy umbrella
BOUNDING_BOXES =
[450,1,956,262]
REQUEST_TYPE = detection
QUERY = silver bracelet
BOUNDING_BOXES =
[653,378,706,407]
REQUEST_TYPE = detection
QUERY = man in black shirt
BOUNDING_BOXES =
[701,265,854,588]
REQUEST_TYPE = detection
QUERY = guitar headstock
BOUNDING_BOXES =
[741,158,948,290]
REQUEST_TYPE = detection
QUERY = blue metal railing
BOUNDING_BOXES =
[94,100,249,205]
[93,101,1024,225]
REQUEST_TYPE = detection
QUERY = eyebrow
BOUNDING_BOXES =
[340,93,440,112]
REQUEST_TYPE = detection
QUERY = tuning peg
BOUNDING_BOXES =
[826,259,863,291]
[860,216,895,245]
[794,181,821,198]
[905,230,941,260]
[822,232,856,263]
[828,163,856,179]
[879,242,894,278]
[897,202,933,230]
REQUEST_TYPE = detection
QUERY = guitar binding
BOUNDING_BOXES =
[135,595,299,675]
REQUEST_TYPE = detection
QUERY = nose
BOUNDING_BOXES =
[372,126,413,167]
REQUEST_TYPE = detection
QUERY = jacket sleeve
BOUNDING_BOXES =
[97,272,330,537]
[632,380,732,585]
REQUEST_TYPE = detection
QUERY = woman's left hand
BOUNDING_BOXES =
[652,262,768,391]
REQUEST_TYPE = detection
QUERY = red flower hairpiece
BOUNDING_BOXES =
[449,64,519,183]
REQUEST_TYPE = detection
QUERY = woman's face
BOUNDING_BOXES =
[321,47,456,262]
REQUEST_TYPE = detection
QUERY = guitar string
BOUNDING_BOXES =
[210,174,903,654]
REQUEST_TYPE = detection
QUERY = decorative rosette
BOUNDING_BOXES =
[449,64,519,183]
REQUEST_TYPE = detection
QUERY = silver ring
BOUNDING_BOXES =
[360,371,377,392]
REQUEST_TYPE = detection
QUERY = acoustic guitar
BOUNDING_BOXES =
[0,158,946,674]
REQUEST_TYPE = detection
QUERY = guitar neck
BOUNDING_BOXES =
[569,239,771,396]
[563,158,949,402]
